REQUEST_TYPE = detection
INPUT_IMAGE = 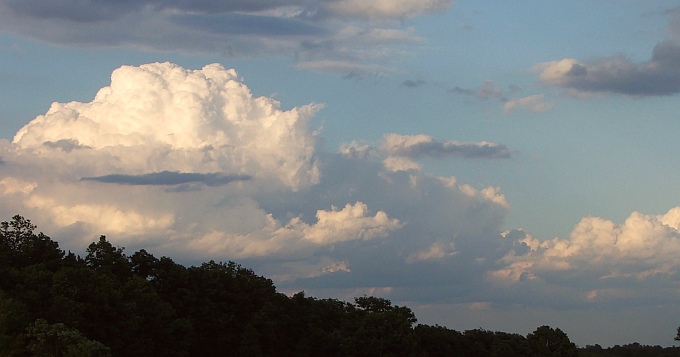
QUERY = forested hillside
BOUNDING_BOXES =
[0,215,674,356]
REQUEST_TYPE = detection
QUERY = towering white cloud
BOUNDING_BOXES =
[0,63,510,288]
[13,62,321,190]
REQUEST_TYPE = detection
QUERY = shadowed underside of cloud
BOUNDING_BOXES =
[382,133,511,159]
[535,13,680,96]
[82,171,252,186]
[0,0,452,75]
[340,134,511,172]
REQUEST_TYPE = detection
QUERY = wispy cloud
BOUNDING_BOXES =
[503,94,552,114]
[401,79,426,88]
[0,0,452,76]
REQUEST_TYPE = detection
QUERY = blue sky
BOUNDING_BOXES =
[2,0,680,347]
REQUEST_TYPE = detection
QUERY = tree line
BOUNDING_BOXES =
[0,215,675,356]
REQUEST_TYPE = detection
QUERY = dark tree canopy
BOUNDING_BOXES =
[4,215,668,357]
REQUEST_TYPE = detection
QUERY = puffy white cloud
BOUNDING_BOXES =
[0,63,512,298]
[494,207,680,284]
[13,62,321,190]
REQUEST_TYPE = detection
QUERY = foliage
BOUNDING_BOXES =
[25,319,110,357]
[1,214,657,357]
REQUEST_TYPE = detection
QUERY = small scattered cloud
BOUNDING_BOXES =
[503,94,553,114]
[476,80,505,100]
[294,60,391,78]
[450,80,552,114]
[401,79,426,88]
[381,133,512,159]
[448,86,475,96]
[460,24,474,32]
[340,134,512,174]
[449,80,506,100]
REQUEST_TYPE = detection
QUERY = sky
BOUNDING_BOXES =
[1,0,680,348]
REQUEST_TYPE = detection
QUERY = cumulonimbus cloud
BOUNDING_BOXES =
[13,62,321,190]
[0,62,510,285]
[7,61,678,319]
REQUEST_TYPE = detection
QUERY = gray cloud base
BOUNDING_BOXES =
[536,13,680,96]
[0,0,451,75]
[82,171,252,187]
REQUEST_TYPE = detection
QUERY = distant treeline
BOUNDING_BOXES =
[0,215,674,356]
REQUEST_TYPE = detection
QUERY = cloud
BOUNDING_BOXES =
[503,94,552,114]
[0,0,452,75]
[13,62,321,191]
[294,60,391,77]
[10,61,680,323]
[326,0,451,20]
[0,62,515,306]
[339,134,512,174]
[449,80,506,100]
[42,139,90,152]
[82,171,251,187]
[489,207,680,310]
[449,80,552,114]
[476,80,505,100]
[339,134,511,173]
[533,13,680,96]
[402,79,426,88]
[380,133,512,160]
[448,86,475,96]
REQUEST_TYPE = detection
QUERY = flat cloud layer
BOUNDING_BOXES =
[0,0,452,75]
[3,62,680,326]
